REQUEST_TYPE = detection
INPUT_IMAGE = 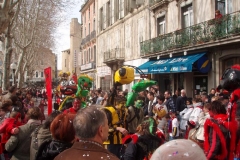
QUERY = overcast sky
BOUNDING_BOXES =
[54,0,84,70]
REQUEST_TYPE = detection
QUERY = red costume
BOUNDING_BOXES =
[63,107,77,114]
[210,64,240,160]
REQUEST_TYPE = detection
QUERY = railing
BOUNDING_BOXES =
[90,30,96,39]
[149,0,169,7]
[86,34,90,42]
[103,48,125,63]
[140,11,240,56]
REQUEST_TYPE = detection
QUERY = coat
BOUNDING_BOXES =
[5,119,41,160]
[54,141,119,160]
[195,112,210,141]
[30,126,52,160]
[126,106,144,134]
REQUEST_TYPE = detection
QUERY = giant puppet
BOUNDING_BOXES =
[102,65,165,158]
[57,73,93,111]
[204,65,240,160]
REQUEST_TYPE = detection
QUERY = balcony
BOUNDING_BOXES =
[103,48,125,64]
[149,0,169,10]
[90,30,96,40]
[140,11,240,57]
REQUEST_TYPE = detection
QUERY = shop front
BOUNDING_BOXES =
[96,66,111,91]
[138,52,211,96]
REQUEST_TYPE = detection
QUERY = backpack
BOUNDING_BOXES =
[35,138,52,160]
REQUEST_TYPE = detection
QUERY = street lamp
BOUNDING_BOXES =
[10,62,17,85]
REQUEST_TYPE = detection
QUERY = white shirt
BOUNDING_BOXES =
[170,118,179,137]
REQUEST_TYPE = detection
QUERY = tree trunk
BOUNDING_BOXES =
[2,24,13,91]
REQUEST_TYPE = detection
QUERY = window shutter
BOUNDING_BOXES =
[111,0,115,24]
[103,4,106,29]
[119,0,124,19]
[129,0,137,11]
[136,0,144,5]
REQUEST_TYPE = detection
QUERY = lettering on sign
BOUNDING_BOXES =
[81,63,92,70]
[169,57,188,64]
[170,67,178,71]
[151,59,169,65]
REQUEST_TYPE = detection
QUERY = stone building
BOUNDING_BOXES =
[31,48,56,86]
[97,0,148,91]
[61,49,70,73]
[80,0,97,89]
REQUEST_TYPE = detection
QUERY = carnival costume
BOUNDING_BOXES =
[204,64,240,160]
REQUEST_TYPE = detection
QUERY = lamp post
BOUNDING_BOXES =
[10,62,17,86]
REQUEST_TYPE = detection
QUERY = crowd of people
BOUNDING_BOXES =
[0,83,239,160]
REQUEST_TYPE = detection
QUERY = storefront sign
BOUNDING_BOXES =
[81,63,93,71]
[197,56,211,73]
[97,66,111,77]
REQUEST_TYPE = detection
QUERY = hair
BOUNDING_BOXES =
[215,10,220,13]
[10,111,21,119]
[9,95,18,105]
[156,95,165,102]
[74,106,106,139]
[211,96,219,101]
[186,97,192,104]
[204,103,211,110]
[42,110,61,129]
[2,99,13,111]
[50,113,75,142]
[165,90,171,96]
[192,97,202,103]
[201,92,208,97]
[9,86,17,93]
[148,91,154,97]
[26,107,42,120]
[210,88,216,92]
[136,117,157,136]
[209,100,226,115]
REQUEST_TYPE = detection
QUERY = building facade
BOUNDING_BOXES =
[138,0,240,96]
[97,0,149,90]
[31,48,56,86]
[61,49,70,73]
[80,0,97,89]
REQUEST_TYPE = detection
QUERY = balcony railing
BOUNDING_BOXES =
[86,34,90,42]
[90,30,96,39]
[103,48,125,63]
[140,11,240,56]
[149,0,169,7]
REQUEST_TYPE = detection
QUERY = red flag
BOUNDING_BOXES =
[44,67,52,115]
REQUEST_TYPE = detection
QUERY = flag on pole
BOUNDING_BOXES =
[44,67,52,115]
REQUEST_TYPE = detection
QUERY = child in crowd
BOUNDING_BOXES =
[169,111,179,140]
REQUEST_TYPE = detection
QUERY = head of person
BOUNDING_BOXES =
[211,96,219,102]
[10,111,21,122]
[150,139,206,160]
[9,86,17,95]
[26,107,42,120]
[220,95,229,106]
[209,100,226,117]
[42,110,61,129]
[50,113,75,143]
[215,10,221,15]
[72,98,81,111]
[192,97,202,104]
[200,92,208,102]
[203,103,210,114]
[147,92,155,101]
[156,95,165,105]
[164,90,171,99]
[180,89,186,97]
[74,106,108,143]
[1,99,13,112]
[169,110,176,118]
[186,98,192,107]
[136,117,157,136]
[9,95,18,105]
[26,93,32,99]
[175,89,179,96]
[210,88,216,95]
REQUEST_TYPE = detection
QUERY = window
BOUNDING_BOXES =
[36,71,38,78]
[89,48,91,62]
[119,0,124,19]
[94,45,96,62]
[100,7,103,31]
[65,59,66,67]
[115,0,119,20]
[182,4,193,28]
[41,72,43,77]
[216,0,225,15]
[89,7,90,19]
[85,27,86,37]
[93,19,95,30]
[93,2,95,13]
[89,23,90,34]
[107,1,111,26]
[157,16,165,35]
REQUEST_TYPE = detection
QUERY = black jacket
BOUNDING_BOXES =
[36,140,72,160]
[176,96,187,112]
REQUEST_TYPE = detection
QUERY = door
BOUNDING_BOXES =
[194,76,208,96]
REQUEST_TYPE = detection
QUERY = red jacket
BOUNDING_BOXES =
[63,107,77,114]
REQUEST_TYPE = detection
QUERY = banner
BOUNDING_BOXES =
[44,67,52,115]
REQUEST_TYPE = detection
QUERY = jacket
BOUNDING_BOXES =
[176,96,187,112]
[54,141,119,160]
[37,140,72,160]
[30,126,52,160]
[164,97,175,112]
[195,112,210,141]
[179,105,194,130]
[126,106,144,134]
[5,119,41,160]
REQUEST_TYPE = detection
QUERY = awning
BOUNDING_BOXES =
[138,53,207,74]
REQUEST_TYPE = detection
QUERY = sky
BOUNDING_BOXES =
[54,0,84,70]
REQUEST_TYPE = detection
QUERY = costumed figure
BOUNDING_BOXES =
[122,117,164,160]
[58,74,93,111]
[204,64,240,160]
